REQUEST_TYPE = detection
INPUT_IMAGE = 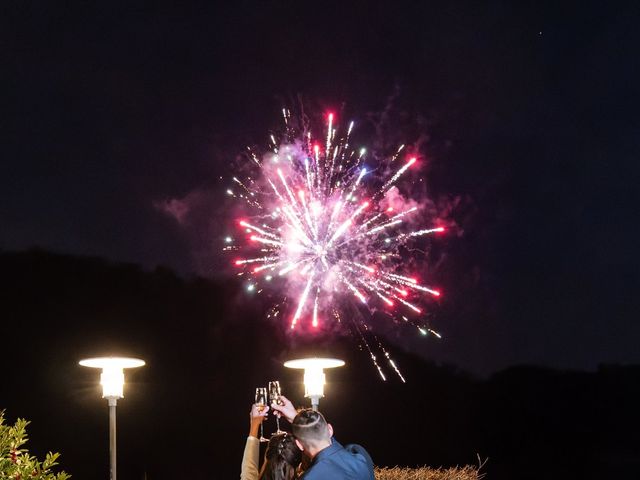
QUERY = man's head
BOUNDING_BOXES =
[292,409,333,456]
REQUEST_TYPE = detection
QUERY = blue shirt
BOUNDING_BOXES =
[300,438,374,480]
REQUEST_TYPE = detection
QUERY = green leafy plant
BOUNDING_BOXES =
[0,410,69,480]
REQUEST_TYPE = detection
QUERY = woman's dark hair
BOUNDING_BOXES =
[259,432,302,480]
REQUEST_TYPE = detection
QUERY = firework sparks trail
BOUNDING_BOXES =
[228,111,446,379]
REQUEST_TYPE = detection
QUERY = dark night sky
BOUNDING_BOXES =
[2,0,640,377]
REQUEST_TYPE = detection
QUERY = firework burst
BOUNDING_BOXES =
[225,109,445,380]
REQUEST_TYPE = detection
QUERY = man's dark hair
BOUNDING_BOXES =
[292,409,330,448]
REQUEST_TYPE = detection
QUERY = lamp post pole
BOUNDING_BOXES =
[108,398,117,480]
[80,357,145,480]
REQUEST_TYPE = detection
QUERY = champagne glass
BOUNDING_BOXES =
[255,387,269,442]
[268,380,285,434]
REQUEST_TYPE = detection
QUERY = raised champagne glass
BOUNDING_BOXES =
[268,380,285,435]
[255,387,269,442]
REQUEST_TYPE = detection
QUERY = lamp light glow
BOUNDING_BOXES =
[79,356,144,480]
[79,357,145,399]
[284,358,344,410]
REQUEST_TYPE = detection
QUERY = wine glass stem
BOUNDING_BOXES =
[276,415,280,432]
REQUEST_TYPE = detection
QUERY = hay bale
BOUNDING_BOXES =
[374,465,482,480]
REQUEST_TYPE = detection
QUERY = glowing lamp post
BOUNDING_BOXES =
[79,357,145,480]
[284,358,344,411]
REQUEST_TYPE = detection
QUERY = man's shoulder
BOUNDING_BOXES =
[343,443,374,469]
[342,444,375,479]
[302,441,374,480]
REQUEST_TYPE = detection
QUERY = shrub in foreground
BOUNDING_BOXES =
[0,410,69,480]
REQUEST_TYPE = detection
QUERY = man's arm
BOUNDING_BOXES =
[270,394,297,423]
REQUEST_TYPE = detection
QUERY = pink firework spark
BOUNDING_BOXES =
[226,110,445,379]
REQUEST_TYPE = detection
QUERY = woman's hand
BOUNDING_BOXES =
[249,403,269,438]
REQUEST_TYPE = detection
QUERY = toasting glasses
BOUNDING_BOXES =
[268,380,285,435]
[255,387,269,442]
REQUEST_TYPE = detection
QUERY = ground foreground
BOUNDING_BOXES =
[375,465,482,480]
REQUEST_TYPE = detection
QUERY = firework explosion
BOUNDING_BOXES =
[225,110,444,380]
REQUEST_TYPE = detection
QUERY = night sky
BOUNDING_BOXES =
[2,2,640,476]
